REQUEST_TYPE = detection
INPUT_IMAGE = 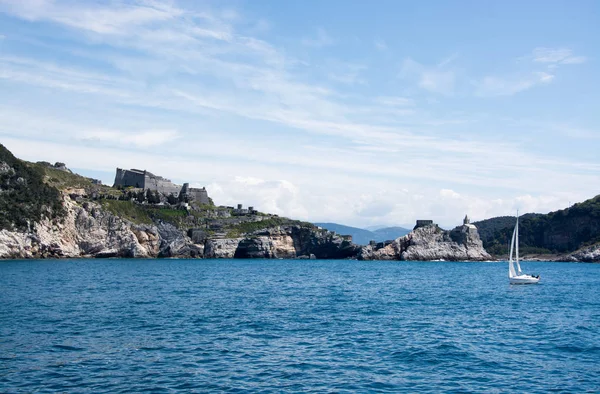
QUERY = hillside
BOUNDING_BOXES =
[473,213,542,247]
[1,144,358,259]
[0,144,64,231]
[473,197,600,255]
[315,223,410,245]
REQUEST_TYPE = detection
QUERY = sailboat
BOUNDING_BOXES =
[508,212,540,285]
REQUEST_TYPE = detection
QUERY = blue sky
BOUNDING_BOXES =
[0,0,598,228]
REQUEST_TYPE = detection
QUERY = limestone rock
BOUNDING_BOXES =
[0,194,201,259]
[565,243,600,262]
[359,224,491,261]
[204,238,243,258]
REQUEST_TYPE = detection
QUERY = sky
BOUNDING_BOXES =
[0,0,599,229]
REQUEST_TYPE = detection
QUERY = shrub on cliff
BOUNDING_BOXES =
[0,144,64,231]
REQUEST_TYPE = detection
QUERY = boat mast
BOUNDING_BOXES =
[515,211,522,274]
[509,216,517,278]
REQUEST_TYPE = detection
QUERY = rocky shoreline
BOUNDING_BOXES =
[0,194,361,260]
[1,193,492,261]
[1,193,597,262]
[2,144,599,262]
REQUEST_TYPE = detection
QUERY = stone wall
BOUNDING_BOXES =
[187,187,209,204]
[114,168,146,188]
[144,175,181,196]
[113,168,210,202]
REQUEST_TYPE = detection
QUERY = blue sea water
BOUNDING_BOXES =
[1,259,599,393]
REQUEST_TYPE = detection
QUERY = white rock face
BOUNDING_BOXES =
[204,238,244,258]
[359,224,491,261]
[565,243,600,262]
[0,196,178,259]
[0,194,375,260]
[0,230,32,258]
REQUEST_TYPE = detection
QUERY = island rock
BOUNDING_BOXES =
[359,223,491,261]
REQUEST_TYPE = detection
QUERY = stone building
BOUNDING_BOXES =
[414,219,434,230]
[113,168,210,204]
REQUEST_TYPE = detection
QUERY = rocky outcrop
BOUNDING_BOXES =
[564,243,600,262]
[359,223,491,261]
[204,238,244,259]
[0,194,358,260]
[0,196,190,259]
[204,227,360,259]
[0,187,491,261]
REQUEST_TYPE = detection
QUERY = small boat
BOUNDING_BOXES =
[508,212,540,285]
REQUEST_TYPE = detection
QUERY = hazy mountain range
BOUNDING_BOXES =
[314,223,411,245]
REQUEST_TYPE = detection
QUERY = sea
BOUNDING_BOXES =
[1,259,599,393]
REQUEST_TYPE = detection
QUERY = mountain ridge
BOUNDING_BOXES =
[314,222,410,245]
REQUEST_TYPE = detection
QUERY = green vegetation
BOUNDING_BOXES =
[99,200,153,225]
[0,144,318,238]
[0,144,65,231]
[226,217,314,238]
[147,207,189,227]
[474,196,600,255]
[31,162,122,197]
[33,164,93,190]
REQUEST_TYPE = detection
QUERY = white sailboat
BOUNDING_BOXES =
[508,212,540,285]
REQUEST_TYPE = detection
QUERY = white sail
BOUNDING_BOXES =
[515,213,522,275]
[508,211,540,284]
[508,220,517,278]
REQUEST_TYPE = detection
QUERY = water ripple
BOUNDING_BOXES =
[1,259,599,392]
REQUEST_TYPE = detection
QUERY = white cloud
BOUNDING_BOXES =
[532,47,586,65]
[401,58,456,95]
[2,135,593,228]
[375,96,414,107]
[561,56,586,65]
[374,38,387,51]
[0,2,598,228]
[437,53,459,68]
[326,62,367,85]
[475,71,554,97]
[301,27,334,48]
[0,0,184,35]
[440,189,460,199]
[78,129,180,148]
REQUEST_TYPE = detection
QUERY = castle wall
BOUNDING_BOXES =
[187,187,209,204]
[144,175,181,196]
[114,168,146,188]
[113,168,210,201]
[414,220,434,230]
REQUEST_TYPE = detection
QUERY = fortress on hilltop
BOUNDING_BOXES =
[113,168,209,204]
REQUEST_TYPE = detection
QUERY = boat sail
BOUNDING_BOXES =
[509,212,540,285]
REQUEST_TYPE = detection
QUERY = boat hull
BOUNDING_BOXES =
[509,275,540,285]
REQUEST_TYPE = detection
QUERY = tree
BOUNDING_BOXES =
[146,189,160,204]
[145,189,154,203]
[167,193,178,205]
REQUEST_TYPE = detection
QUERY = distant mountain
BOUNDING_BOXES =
[314,223,410,245]
[473,196,600,255]
[364,225,386,231]
[372,226,411,240]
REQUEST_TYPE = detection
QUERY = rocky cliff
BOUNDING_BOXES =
[0,143,493,262]
[358,223,492,261]
[0,193,358,260]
